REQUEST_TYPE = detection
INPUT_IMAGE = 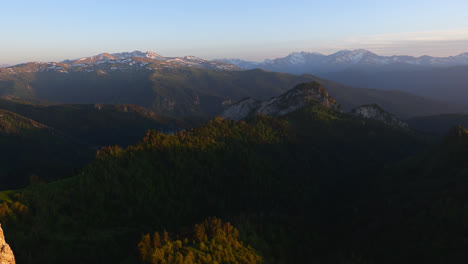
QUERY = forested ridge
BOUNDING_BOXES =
[1,102,457,263]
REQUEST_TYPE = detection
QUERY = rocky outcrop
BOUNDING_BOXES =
[350,104,408,129]
[221,98,261,121]
[222,82,341,120]
[0,224,15,264]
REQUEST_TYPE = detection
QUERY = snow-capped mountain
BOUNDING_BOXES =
[216,49,468,74]
[0,51,240,76]
[53,51,241,72]
[0,64,9,68]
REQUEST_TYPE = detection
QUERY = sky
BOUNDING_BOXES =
[1,0,468,64]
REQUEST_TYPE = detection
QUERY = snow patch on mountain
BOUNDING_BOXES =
[0,51,241,75]
[287,52,307,64]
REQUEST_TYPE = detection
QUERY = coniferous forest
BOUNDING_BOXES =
[1,92,467,263]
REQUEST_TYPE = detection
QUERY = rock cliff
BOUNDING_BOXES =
[0,224,15,264]
[222,82,341,120]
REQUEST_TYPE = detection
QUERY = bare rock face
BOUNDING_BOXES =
[222,82,341,120]
[221,98,260,121]
[350,104,408,129]
[0,224,15,264]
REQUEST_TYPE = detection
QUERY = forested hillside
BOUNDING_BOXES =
[0,99,191,189]
[0,100,435,263]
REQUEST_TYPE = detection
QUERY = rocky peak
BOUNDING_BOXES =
[222,82,341,121]
[144,51,163,59]
[0,224,15,264]
[350,104,408,129]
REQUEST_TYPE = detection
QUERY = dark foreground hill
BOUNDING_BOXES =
[0,98,188,147]
[0,82,436,263]
[0,109,91,189]
[0,99,192,189]
[373,126,468,263]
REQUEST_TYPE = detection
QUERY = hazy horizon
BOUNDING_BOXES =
[3,45,468,66]
[2,0,468,64]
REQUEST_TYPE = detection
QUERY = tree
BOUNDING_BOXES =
[138,217,262,264]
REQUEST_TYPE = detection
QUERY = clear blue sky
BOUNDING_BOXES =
[2,0,468,64]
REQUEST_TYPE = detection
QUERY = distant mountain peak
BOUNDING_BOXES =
[328,49,379,64]
[286,52,307,64]
[108,50,163,60]
[144,51,164,59]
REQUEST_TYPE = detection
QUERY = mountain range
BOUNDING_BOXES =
[60,50,240,71]
[219,49,468,107]
[0,51,465,119]
[217,49,468,106]
[217,49,468,74]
